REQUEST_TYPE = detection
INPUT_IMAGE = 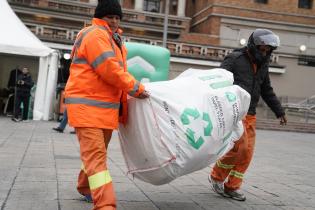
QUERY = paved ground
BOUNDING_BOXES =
[0,117,314,210]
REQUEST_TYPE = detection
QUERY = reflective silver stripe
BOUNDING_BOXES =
[75,26,107,48]
[118,61,124,67]
[72,26,109,65]
[128,81,140,96]
[71,26,97,65]
[65,97,120,109]
[72,57,88,64]
[75,26,96,48]
[91,51,115,69]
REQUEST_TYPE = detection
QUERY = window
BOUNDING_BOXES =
[298,0,313,9]
[298,55,315,67]
[144,0,160,13]
[254,0,268,3]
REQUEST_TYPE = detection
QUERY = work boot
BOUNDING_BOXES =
[223,189,246,201]
[208,174,224,195]
[52,127,63,133]
[79,192,93,203]
[80,194,92,203]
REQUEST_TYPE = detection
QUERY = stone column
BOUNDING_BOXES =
[135,0,144,11]
[177,0,186,16]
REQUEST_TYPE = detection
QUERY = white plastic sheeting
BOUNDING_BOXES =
[119,68,251,185]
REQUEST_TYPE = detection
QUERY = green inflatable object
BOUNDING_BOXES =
[125,42,170,82]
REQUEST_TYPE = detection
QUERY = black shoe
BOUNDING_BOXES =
[84,194,93,203]
[52,127,64,133]
[79,193,93,203]
[12,117,22,122]
[70,130,76,134]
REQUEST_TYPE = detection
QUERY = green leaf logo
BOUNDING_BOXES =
[225,92,236,102]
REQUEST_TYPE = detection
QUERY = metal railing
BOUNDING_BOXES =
[23,22,282,62]
[257,96,315,123]
[9,0,94,15]
[8,0,190,30]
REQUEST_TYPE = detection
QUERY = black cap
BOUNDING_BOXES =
[94,0,123,19]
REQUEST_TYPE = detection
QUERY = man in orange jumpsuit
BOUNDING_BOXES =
[208,29,287,201]
[65,0,149,209]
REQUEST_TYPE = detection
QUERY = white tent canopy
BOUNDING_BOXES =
[0,0,52,56]
[0,0,58,120]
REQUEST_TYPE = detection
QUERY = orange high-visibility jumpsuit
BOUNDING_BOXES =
[65,18,145,210]
[211,115,256,191]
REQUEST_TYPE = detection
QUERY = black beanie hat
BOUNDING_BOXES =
[94,0,123,19]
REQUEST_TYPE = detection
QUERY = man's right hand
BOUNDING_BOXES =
[137,90,150,99]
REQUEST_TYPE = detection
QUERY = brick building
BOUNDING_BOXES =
[7,0,315,100]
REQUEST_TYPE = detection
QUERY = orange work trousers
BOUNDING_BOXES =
[76,127,116,210]
[211,115,256,191]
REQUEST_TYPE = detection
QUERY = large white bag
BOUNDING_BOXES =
[118,68,250,185]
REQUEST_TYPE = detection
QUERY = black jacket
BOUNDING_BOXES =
[7,68,22,91]
[16,73,34,96]
[220,48,285,118]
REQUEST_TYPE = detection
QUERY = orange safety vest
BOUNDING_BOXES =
[65,18,144,129]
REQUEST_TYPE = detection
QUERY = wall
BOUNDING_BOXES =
[169,61,212,79]
[187,0,315,48]
[219,18,315,57]
[212,0,315,16]
[270,56,315,98]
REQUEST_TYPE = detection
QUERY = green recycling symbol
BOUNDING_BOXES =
[225,92,236,102]
[180,108,213,150]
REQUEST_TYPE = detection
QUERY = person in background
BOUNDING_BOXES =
[208,29,287,201]
[65,0,149,209]
[52,108,75,134]
[12,67,34,122]
[6,67,22,116]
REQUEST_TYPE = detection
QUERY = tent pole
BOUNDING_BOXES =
[13,68,18,118]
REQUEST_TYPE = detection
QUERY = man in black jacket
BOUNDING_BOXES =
[208,29,287,201]
[12,67,34,122]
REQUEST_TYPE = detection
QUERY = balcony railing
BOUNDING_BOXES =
[26,22,230,59]
[123,9,190,30]
[124,36,235,61]
[25,23,281,63]
[9,0,190,31]
[25,23,79,44]
[9,0,95,15]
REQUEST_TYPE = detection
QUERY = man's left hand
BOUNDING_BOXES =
[137,90,150,99]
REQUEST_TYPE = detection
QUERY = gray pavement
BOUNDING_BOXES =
[0,117,314,210]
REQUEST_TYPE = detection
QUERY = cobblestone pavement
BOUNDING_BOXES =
[0,117,314,210]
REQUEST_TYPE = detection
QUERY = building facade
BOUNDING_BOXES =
[8,0,315,100]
